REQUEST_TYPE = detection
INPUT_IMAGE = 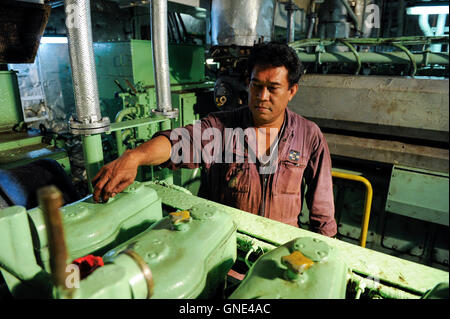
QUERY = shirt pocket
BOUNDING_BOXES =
[225,162,250,193]
[275,159,307,195]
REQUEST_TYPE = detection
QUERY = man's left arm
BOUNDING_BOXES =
[304,132,337,237]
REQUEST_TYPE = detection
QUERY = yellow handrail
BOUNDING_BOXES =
[331,171,373,248]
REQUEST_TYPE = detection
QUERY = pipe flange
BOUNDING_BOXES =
[152,108,179,119]
[69,117,111,135]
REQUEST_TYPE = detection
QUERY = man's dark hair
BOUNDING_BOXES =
[247,42,304,87]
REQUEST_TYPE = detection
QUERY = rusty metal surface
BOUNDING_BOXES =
[324,133,449,173]
[0,1,51,63]
[290,74,449,143]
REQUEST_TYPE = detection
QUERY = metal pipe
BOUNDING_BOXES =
[349,272,420,299]
[433,14,447,52]
[340,0,361,36]
[355,284,364,299]
[392,42,417,76]
[397,0,405,37]
[287,11,295,43]
[295,51,448,65]
[339,39,361,74]
[286,1,296,43]
[113,106,137,156]
[82,134,105,193]
[116,129,133,157]
[37,185,74,298]
[150,0,178,119]
[331,171,373,248]
[306,2,317,39]
[64,0,109,190]
[419,15,433,37]
[115,106,137,123]
[64,0,110,135]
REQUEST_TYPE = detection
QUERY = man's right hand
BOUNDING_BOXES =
[91,135,172,203]
[92,150,140,203]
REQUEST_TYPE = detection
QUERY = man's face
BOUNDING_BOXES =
[248,64,298,127]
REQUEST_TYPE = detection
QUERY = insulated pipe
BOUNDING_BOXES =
[150,0,178,119]
[287,10,295,43]
[286,1,296,43]
[418,14,447,52]
[65,0,110,134]
[433,14,447,52]
[419,14,433,37]
[64,0,107,189]
[306,2,317,39]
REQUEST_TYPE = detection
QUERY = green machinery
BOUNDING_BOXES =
[0,181,447,299]
[0,0,448,301]
[2,36,448,299]
[0,70,70,175]
[289,36,449,271]
[92,40,214,194]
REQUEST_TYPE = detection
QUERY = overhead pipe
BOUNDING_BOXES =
[65,0,110,134]
[306,1,317,39]
[285,0,297,43]
[418,14,448,52]
[150,0,178,119]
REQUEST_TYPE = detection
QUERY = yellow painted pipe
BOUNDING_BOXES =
[331,171,373,248]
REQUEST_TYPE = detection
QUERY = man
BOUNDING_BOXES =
[93,42,337,237]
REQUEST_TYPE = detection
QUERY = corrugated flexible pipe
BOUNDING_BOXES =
[65,0,110,134]
[64,0,108,191]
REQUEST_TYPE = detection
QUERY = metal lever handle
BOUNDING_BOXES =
[37,185,73,298]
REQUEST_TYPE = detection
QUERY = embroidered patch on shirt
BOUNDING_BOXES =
[289,150,300,162]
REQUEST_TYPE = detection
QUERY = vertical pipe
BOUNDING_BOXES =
[82,134,104,193]
[38,185,73,298]
[419,14,433,36]
[396,0,405,37]
[64,0,109,190]
[286,1,296,43]
[150,0,175,116]
[65,0,103,126]
[340,0,361,36]
[432,14,447,52]
[307,2,316,39]
[161,119,171,131]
